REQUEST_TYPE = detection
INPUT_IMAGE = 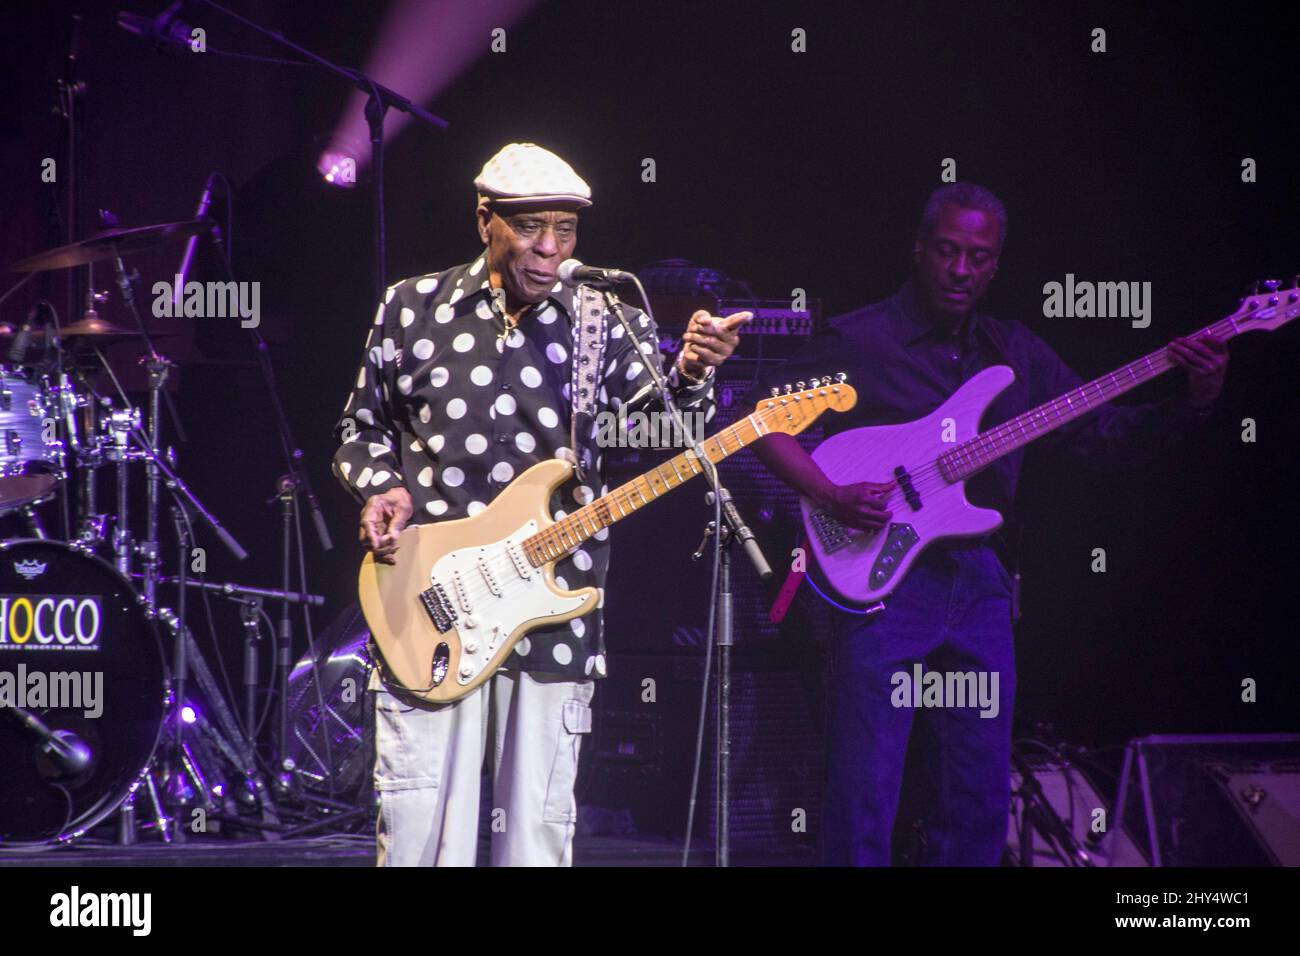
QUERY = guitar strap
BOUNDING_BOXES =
[567,283,609,484]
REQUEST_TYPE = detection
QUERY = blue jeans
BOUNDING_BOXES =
[821,546,1015,866]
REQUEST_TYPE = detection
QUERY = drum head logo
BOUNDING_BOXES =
[14,559,47,580]
[0,596,102,649]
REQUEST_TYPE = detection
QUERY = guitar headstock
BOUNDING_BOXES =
[757,373,858,436]
[1229,277,1300,333]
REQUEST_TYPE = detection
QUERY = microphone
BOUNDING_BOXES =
[48,730,94,776]
[558,259,635,286]
[173,173,218,311]
[117,2,192,52]
[2,705,94,777]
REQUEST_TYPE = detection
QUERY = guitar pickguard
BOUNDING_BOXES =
[426,519,587,688]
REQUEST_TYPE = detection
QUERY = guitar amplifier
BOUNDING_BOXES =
[579,651,823,858]
[646,294,822,363]
[1108,733,1300,866]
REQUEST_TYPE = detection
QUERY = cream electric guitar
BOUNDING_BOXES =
[801,282,1299,608]
[360,376,857,703]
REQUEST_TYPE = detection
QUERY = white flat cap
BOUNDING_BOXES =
[474,143,592,208]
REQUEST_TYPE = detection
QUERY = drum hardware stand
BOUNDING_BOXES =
[139,355,175,608]
[274,475,299,793]
[117,761,176,846]
[89,343,256,843]
[238,596,264,750]
[20,505,46,538]
[105,245,188,448]
[1010,748,1094,867]
[153,576,325,763]
[105,405,139,577]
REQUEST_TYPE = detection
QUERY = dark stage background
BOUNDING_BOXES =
[2,0,1295,769]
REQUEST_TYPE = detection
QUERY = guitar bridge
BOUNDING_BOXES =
[810,509,854,553]
[419,582,458,633]
[869,523,919,589]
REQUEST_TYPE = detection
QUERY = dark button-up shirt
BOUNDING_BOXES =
[743,279,1204,518]
[334,255,716,679]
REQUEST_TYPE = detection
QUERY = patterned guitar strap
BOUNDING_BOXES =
[568,283,609,484]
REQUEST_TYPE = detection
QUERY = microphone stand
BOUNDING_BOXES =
[597,281,771,868]
[187,0,448,307]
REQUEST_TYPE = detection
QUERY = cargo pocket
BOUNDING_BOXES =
[372,689,443,793]
[542,689,594,824]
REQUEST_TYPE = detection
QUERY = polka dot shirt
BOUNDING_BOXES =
[333,255,716,680]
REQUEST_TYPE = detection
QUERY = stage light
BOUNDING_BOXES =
[181,705,197,724]
[317,149,358,188]
[325,0,542,175]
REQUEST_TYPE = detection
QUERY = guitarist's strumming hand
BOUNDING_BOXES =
[1167,334,1229,409]
[360,488,414,565]
[818,480,896,534]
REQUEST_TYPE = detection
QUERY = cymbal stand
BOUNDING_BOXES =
[105,405,139,577]
[140,355,174,607]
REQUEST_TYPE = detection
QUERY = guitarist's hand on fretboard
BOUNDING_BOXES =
[1167,334,1230,409]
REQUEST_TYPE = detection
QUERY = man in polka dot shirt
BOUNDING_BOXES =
[332,143,748,865]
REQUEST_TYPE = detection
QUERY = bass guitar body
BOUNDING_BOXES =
[800,365,1013,607]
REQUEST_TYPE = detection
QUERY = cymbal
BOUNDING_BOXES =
[9,220,214,273]
[63,316,172,339]
[0,316,178,346]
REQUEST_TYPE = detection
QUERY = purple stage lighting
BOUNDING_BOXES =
[325,0,542,172]
[317,149,359,188]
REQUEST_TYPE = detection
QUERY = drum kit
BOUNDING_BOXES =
[0,220,357,848]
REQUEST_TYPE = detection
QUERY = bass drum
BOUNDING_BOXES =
[0,540,168,844]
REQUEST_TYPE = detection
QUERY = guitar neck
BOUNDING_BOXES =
[940,316,1243,482]
[522,416,759,566]
[523,380,857,566]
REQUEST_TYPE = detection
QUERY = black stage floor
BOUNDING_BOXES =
[0,834,815,867]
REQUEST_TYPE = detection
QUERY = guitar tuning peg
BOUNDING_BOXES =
[1291,275,1300,290]
[1263,279,1281,292]
[796,381,806,391]
[809,377,822,387]
[769,386,780,397]
[783,383,793,394]
[835,371,847,383]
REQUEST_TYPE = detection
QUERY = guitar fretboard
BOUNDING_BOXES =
[522,383,851,566]
[937,315,1245,482]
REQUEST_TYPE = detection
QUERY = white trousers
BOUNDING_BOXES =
[372,668,595,867]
